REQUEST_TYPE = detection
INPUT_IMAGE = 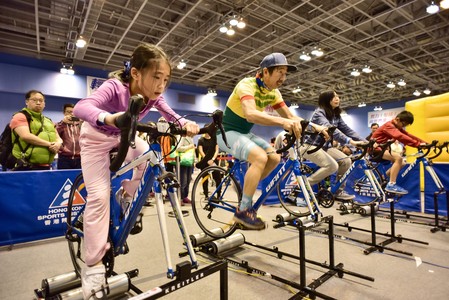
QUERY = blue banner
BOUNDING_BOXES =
[0,169,130,246]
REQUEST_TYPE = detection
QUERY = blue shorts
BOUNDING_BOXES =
[217,131,271,161]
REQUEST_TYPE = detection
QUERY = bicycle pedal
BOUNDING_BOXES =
[130,213,143,235]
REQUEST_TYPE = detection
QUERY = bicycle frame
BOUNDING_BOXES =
[210,155,323,220]
[71,142,198,279]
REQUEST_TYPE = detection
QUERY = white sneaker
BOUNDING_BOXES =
[335,190,355,200]
[81,264,106,299]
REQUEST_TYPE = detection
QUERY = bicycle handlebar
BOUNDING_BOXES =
[429,141,449,160]
[275,122,337,155]
[110,95,227,172]
[416,140,439,159]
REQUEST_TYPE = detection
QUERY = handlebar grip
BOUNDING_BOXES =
[306,126,336,155]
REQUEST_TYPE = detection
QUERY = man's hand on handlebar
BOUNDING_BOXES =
[182,121,200,137]
[282,119,303,140]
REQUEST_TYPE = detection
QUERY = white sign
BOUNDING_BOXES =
[367,107,404,126]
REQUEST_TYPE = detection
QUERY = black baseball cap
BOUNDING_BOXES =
[260,53,298,72]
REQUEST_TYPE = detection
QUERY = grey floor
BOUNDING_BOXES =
[1,193,449,300]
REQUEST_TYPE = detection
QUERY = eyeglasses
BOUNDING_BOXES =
[28,98,45,103]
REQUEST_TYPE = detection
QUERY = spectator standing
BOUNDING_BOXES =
[176,135,195,205]
[196,132,221,198]
[56,103,81,169]
[366,123,379,140]
[9,90,62,171]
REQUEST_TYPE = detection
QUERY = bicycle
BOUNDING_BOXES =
[303,140,392,211]
[190,121,331,239]
[65,95,228,285]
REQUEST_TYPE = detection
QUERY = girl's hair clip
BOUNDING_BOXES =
[123,60,131,79]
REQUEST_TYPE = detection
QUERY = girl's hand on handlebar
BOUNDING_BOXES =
[183,122,200,136]
[314,125,330,140]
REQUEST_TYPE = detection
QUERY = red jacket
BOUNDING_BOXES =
[371,120,426,147]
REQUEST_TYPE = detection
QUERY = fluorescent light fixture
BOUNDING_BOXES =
[386,81,395,88]
[229,16,239,26]
[350,69,360,76]
[226,28,235,36]
[60,67,68,74]
[423,88,431,95]
[358,102,366,107]
[299,52,311,61]
[427,2,440,13]
[362,65,372,73]
[67,67,75,75]
[219,24,228,33]
[76,37,86,48]
[292,87,301,93]
[237,18,246,28]
[441,0,449,9]
[207,88,217,96]
[397,79,406,86]
[374,106,382,111]
[290,103,299,108]
[413,90,421,96]
[177,60,186,69]
[311,47,323,57]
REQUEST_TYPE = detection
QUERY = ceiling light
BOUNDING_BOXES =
[219,24,228,33]
[374,106,382,111]
[290,103,299,109]
[229,15,239,26]
[207,88,217,96]
[358,102,366,107]
[441,0,449,9]
[76,36,86,48]
[177,60,186,69]
[226,28,235,36]
[362,65,372,73]
[350,69,360,76]
[423,88,431,95]
[397,79,406,86]
[237,18,246,29]
[426,1,440,13]
[386,81,395,88]
[299,52,311,61]
[413,90,421,96]
[292,87,301,93]
[67,67,75,75]
[60,67,68,74]
[311,47,323,57]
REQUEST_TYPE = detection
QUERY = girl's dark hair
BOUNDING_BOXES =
[318,90,342,119]
[109,43,172,83]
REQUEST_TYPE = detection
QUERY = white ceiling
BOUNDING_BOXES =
[1,0,449,108]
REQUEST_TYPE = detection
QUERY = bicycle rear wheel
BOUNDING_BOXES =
[66,173,87,276]
[346,166,384,206]
[277,172,313,217]
[191,166,240,239]
[66,173,115,277]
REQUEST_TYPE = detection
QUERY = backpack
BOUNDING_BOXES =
[0,110,32,170]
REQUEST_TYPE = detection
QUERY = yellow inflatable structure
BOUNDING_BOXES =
[405,92,449,163]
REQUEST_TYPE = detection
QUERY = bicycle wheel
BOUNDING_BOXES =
[191,166,240,239]
[346,165,384,206]
[66,173,115,277]
[277,171,313,217]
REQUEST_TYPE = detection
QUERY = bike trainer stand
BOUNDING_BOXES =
[192,215,374,300]
[376,188,449,233]
[34,261,228,300]
[337,199,429,255]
